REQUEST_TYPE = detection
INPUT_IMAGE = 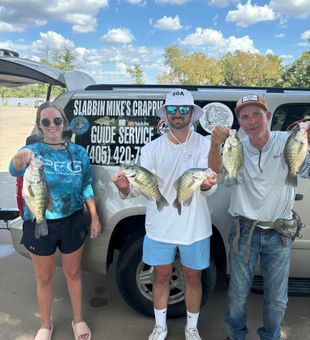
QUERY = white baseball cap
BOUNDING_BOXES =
[156,88,204,122]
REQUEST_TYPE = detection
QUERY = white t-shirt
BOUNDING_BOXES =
[137,131,216,245]
[229,131,296,221]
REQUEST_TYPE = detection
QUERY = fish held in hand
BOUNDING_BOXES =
[221,129,244,186]
[122,165,169,212]
[22,158,54,239]
[284,125,308,187]
[173,168,213,215]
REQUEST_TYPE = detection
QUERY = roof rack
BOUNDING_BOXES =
[0,49,19,57]
[84,84,309,92]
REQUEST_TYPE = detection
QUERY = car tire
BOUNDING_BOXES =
[116,231,217,318]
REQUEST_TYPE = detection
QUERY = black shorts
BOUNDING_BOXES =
[21,210,89,256]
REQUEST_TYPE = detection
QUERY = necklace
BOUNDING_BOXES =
[169,130,191,161]
[42,141,67,150]
[43,141,66,145]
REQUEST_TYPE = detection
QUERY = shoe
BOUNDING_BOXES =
[148,325,168,340]
[185,327,202,340]
[72,320,91,340]
[34,325,54,340]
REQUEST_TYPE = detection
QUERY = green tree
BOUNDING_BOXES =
[280,51,310,88]
[38,45,77,98]
[127,64,144,84]
[157,46,224,85]
[221,51,282,86]
[0,86,12,105]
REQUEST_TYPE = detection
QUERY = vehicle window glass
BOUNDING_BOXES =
[271,103,310,131]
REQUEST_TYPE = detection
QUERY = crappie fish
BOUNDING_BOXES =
[173,168,213,215]
[22,158,54,239]
[284,126,308,187]
[222,129,244,186]
[95,117,116,126]
[122,165,169,212]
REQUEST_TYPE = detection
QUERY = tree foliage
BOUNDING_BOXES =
[221,51,282,87]
[157,46,223,85]
[127,64,144,84]
[280,51,310,88]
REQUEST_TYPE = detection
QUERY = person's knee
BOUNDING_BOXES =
[36,273,54,287]
[63,267,81,281]
[183,269,201,287]
[266,297,288,311]
[153,267,172,284]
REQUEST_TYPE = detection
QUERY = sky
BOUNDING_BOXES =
[0,0,309,84]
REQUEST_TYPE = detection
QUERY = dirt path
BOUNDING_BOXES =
[0,106,36,172]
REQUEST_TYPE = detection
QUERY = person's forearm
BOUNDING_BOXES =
[208,144,222,174]
[85,198,99,220]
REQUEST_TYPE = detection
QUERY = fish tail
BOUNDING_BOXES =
[173,198,181,215]
[156,195,169,212]
[285,174,298,187]
[34,219,48,239]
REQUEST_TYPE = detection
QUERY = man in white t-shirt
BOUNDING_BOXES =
[112,89,217,340]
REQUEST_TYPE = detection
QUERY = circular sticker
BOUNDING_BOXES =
[157,120,196,135]
[70,117,90,135]
[199,102,234,133]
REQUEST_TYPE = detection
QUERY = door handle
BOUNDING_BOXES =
[295,194,303,201]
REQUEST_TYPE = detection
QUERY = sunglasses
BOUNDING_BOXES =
[40,117,63,127]
[166,105,192,115]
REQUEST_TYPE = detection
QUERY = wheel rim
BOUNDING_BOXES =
[135,258,185,305]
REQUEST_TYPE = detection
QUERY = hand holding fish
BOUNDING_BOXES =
[211,125,231,147]
[12,148,35,169]
[200,169,217,191]
[111,169,130,195]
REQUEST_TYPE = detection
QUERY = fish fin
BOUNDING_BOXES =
[155,175,164,186]
[173,198,182,215]
[47,198,55,212]
[27,185,35,197]
[285,174,297,187]
[34,220,48,239]
[156,195,169,212]
[183,196,193,207]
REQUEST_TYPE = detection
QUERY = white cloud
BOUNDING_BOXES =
[208,0,235,8]
[63,14,97,33]
[301,30,310,40]
[0,40,16,50]
[153,15,183,31]
[0,22,24,32]
[101,28,135,44]
[275,33,285,38]
[31,31,75,52]
[270,0,310,19]
[179,27,258,54]
[0,0,108,33]
[265,49,274,55]
[225,35,258,53]
[126,0,146,5]
[116,62,128,74]
[155,0,190,4]
[280,54,294,61]
[226,1,277,28]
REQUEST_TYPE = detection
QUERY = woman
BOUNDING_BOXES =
[9,101,101,340]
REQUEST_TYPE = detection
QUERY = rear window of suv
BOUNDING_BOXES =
[271,103,310,131]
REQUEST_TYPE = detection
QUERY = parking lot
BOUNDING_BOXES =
[0,106,309,339]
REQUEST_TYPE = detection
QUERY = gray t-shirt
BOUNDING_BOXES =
[229,131,295,221]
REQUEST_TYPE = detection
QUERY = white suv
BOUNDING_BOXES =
[2,52,309,318]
